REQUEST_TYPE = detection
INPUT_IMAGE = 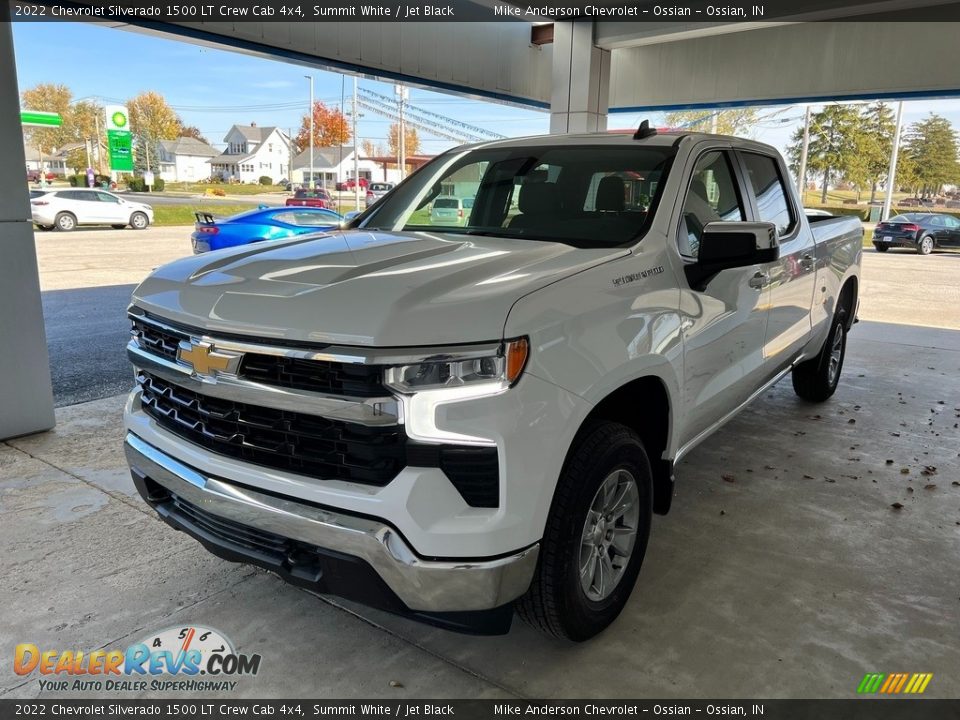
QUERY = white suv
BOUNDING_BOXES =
[31,189,154,231]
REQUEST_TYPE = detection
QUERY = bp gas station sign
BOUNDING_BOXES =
[104,105,133,171]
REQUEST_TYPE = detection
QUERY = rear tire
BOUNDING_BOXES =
[917,235,934,255]
[873,243,888,253]
[516,421,652,641]
[792,312,847,402]
[55,213,76,232]
[130,212,149,230]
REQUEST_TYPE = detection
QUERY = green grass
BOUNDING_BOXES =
[151,204,259,226]
[163,182,286,196]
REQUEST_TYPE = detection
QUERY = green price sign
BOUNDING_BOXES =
[107,129,133,172]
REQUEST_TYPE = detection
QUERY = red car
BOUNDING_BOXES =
[27,170,56,183]
[336,178,369,191]
[285,188,333,209]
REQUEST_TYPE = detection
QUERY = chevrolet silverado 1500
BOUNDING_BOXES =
[124,127,861,640]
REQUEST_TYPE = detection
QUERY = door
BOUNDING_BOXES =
[678,148,772,445]
[96,192,128,223]
[738,151,817,363]
[942,215,960,247]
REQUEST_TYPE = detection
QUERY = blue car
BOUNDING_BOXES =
[191,206,342,253]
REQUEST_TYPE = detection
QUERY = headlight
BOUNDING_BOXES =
[384,338,528,394]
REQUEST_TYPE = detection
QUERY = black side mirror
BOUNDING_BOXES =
[684,221,779,291]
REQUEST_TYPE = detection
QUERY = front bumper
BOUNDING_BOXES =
[124,432,538,632]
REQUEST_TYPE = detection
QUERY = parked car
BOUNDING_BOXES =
[124,129,860,641]
[872,212,960,254]
[31,189,153,231]
[191,206,342,254]
[285,188,333,209]
[429,196,473,226]
[364,182,396,209]
[336,177,368,191]
[27,170,56,183]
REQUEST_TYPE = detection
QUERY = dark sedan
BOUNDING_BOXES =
[873,213,960,255]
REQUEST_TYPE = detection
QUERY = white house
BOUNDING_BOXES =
[209,124,290,183]
[158,137,220,183]
[290,146,385,188]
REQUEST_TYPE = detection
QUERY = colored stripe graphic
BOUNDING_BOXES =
[858,672,932,694]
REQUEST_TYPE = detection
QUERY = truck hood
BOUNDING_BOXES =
[132,229,628,346]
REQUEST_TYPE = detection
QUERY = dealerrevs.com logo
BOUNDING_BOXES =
[14,625,261,693]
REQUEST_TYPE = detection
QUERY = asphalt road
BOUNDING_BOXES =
[42,284,137,407]
[35,227,960,407]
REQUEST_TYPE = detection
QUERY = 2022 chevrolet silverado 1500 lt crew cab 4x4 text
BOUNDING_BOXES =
[123,127,861,641]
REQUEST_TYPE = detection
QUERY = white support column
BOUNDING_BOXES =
[550,21,610,134]
[0,23,55,439]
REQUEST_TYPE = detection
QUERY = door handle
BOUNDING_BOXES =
[800,253,815,271]
[748,271,767,290]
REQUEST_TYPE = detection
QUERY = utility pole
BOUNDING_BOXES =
[797,105,811,199]
[305,74,315,190]
[94,113,101,175]
[710,111,718,134]
[396,85,408,180]
[353,76,361,209]
[882,101,905,222]
[145,138,150,172]
[288,127,294,188]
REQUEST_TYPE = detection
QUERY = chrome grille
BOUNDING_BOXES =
[138,372,405,485]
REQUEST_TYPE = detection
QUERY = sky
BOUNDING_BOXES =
[13,21,960,159]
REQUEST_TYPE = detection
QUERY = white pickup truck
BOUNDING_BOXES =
[124,127,861,641]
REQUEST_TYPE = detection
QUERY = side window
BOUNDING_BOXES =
[678,150,746,258]
[96,192,119,203]
[741,152,795,237]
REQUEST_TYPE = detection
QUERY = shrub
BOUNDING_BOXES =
[127,177,144,192]
[211,187,226,197]
[258,176,273,185]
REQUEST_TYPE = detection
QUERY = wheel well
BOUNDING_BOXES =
[581,376,674,515]
[838,276,858,330]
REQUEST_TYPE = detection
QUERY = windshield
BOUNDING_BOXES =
[356,144,674,248]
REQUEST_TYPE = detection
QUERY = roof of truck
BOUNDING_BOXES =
[457,129,779,157]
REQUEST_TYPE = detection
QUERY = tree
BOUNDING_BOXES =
[179,125,210,144]
[126,91,182,175]
[663,108,759,137]
[786,104,861,204]
[388,123,420,157]
[20,84,106,173]
[21,83,74,161]
[856,102,895,203]
[293,101,350,153]
[902,114,960,198]
[361,139,385,157]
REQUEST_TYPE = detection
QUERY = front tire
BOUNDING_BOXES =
[792,312,847,402]
[517,421,652,641]
[55,213,76,232]
[918,235,934,255]
[130,212,149,230]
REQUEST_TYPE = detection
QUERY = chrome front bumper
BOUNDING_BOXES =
[124,432,538,614]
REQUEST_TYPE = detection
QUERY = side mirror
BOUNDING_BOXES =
[684,221,779,291]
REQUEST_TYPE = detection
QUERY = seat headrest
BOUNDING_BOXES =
[518,181,559,216]
[691,179,710,203]
[597,176,625,212]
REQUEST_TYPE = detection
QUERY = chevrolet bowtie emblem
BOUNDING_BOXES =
[177,341,239,376]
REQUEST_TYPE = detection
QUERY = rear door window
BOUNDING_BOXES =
[740,152,796,237]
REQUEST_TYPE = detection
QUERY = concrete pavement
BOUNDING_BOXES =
[2,322,958,699]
